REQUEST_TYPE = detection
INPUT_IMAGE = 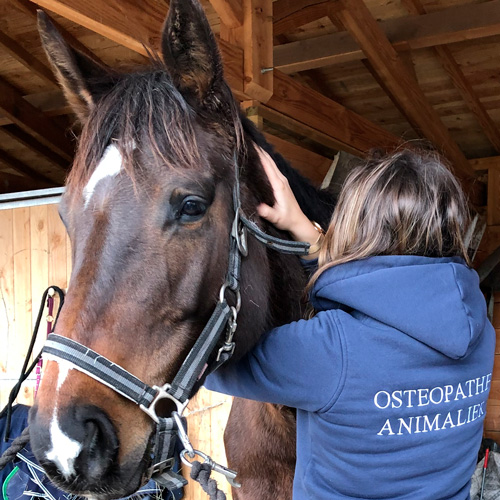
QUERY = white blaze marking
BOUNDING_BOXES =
[83,144,123,207]
[45,358,82,479]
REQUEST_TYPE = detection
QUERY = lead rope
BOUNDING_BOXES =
[0,286,64,471]
[189,461,226,500]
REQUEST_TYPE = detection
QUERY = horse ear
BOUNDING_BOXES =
[37,10,113,122]
[161,0,225,107]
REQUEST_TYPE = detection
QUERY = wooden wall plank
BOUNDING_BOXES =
[0,209,14,405]
[29,205,49,397]
[11,207,32,405]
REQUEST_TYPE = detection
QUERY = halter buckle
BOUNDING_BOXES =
[232,211,248,257]
[140,384,189,424]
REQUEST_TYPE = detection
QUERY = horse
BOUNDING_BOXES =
[29,1,335,499]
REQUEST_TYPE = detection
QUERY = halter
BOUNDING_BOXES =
[42,153,312,490]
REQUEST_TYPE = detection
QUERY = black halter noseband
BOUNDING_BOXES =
[42,154,312,490]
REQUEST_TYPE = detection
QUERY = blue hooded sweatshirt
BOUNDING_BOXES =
[205,255,495,500]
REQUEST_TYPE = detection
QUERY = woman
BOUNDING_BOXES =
[206,148,495,499]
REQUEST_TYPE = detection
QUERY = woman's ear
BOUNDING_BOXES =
[38,10,115,122]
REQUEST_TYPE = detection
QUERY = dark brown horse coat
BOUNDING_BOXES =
[29,2,334,499]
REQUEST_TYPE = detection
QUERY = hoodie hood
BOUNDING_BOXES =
[311,255,486,359]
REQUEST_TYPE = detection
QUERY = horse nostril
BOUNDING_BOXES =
[73,406,119,482]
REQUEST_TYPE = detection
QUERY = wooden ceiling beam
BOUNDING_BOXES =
[0,77,74,161]
[0,149,57,185]
[329,0,474,182]
[0,29,58,86]
[22,0,482,200]
[2,125,69,171]
[27,0,245,95]
[470,156,500,172]
[208,0,243,28]
[268,70,400,156]
[275,0,500,73]
[273,0,330,37]
[243,0,273,102]
[13,0,106,66]
[401,0,500,155]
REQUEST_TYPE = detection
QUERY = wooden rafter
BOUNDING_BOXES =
[25,0,404,161]
[0,77,74,161]
[329,0,474,182]
[269,70,400,156]
[273,0,330,37]
[470,157,500,172]
[0,149,56,185]
[0,29,57,86]
[401,0,500,155]
[274,0,500,74]
[2,125,69,172]
[209,0,243,28]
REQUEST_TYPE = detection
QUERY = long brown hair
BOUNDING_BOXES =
[309,149,472,290]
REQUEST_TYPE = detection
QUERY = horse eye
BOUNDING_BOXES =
[178,197,207,220]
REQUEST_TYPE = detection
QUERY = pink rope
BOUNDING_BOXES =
[34,289,54,397]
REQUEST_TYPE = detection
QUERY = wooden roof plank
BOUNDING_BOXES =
[262,131,332,186]
[0,29,58,86]
[401,0,500,155]
[208,0,243,28]
[275,0,500,73]
[329,0,474,181]
[0,77,74,161]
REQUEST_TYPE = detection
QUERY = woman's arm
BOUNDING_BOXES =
[205,311,345,412]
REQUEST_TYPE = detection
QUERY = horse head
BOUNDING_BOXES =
[29,1,333,498]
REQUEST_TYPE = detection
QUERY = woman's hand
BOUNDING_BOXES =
[256,147,324,257]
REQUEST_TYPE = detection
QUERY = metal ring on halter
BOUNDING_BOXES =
[180,449,241,488]
[219,283,241,313]
[139,383,189,424]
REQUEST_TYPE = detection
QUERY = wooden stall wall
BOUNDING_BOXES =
[0,203,70,405]
[0,202,233,500]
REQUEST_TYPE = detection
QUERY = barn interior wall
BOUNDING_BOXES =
[0,202,233,500]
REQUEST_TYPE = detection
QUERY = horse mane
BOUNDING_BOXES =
[241,116,335,228]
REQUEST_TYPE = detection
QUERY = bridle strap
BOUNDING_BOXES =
[240,215,310,255]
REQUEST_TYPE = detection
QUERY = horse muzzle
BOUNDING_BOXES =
[29,403,146,498]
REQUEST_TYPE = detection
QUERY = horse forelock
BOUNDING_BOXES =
[66,67,242,198]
